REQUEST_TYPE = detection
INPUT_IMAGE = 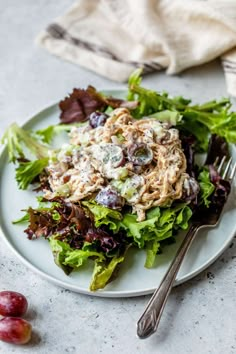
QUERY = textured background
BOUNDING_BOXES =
[0,1,235,353]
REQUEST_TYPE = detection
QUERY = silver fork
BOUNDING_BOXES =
[137,156,236,339]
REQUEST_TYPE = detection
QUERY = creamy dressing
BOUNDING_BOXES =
[44,108,197,220]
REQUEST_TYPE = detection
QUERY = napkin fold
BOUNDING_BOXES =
[37,0,236,96]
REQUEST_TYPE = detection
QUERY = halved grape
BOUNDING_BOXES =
[0,291,28,317]
[101,144,125,168]
[95,186,125,209]
[89,111,109,128]
[127,143,153,166]
[0,317,32,344]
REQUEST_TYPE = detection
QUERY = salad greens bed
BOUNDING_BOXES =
[1,70,235,291]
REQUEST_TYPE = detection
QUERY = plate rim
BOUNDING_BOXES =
[0,97,235,298]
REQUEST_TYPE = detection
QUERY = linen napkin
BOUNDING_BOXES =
[37,0,236,96]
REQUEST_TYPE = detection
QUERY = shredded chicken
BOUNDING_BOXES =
[45,108,195,221]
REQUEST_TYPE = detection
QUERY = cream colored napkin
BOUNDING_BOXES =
[37,0,236,96]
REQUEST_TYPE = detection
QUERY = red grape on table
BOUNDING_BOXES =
[0,317,32,345]
[0,291,28,317]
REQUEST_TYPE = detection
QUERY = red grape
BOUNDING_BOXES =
[0,291,28,317]
[89,111,109,128]
[127,143,153,166]
[95,186,125,209]
[0,317,32,344]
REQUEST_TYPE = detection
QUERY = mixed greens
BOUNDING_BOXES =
[1,70,235,291]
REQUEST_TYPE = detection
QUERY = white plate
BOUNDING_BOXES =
[0,91,236,298]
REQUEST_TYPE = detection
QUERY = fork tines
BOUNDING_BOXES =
[229,162,236,181]
[215,155,236,181]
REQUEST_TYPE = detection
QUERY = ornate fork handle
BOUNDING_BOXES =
[137,223,200,339]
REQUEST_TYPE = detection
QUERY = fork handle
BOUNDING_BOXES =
[137,223,200,339]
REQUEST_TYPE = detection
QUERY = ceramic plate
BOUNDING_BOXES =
[0,91,235,298]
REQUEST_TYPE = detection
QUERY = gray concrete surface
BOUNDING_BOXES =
[0,1,235,353]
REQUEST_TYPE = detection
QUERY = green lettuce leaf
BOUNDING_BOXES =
[127,69,191,118]
[49,237,74,275]
[63,249,105,267]
[127,70,235,150]
[36,122,87,143]
[83,199,192,268]
[89,253,125,291]
[12,197,61,224]
[144,240,160,269]
[1,123,51,162]
[175,204,193,229]
[119,204,192,247]
[82,200,122,231]
[119,212,159,248]
[148,110,182,126]
[198,169,215,207]
[187,109,236,144]
[118,204,191,267]
[49,237,105,275]
[49,236,128,291]
[12,212,30,224]
[15,158,49,190]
